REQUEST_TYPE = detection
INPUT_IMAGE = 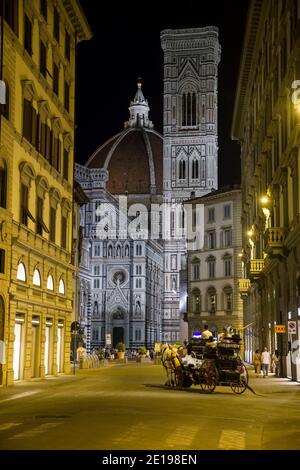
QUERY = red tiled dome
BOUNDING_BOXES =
[86,128,163,195]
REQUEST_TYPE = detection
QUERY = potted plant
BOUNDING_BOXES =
[138,346,147,358]
[116,342,125,359]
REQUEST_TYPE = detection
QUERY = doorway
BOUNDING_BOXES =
[44,325,51,375]
[13,322,22,381]
[31,318,40,378]
[113,327,124,347]
[57,324,64,373]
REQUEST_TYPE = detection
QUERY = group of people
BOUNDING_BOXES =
[253,347,280,378]
[201,325,239,342]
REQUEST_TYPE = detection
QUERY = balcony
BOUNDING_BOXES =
[264,228,286,257]
[238,279,250,299]
[248,259,264,278]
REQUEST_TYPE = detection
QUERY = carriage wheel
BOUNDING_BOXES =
[230,380,247,394]
[199,365,217,393]
[231,362,248,394]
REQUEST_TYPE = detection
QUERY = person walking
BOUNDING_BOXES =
[261,347,271,377]
[271,349,280,377]
[253,349,261,377]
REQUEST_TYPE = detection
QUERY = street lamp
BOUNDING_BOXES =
[260,194,272,230]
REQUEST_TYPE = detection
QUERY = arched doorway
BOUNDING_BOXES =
[110,307,127,347]
[113,327,124,347]
[0,296,5,385]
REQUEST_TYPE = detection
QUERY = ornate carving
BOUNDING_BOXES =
[0,220,7,242]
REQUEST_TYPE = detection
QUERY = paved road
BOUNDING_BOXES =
[0,363,300,450]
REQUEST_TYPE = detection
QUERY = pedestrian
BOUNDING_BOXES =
[202,324,213,340]
[218,326,228,342]
[271,349,280,377]
[261,347,271,377]
[253,349,261,377]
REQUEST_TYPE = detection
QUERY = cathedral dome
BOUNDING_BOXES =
[86,80,163,195]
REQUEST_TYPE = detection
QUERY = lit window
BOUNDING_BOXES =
[59,279,65,295]
[33,268,41,287]
[47,274,54,291]
[17,262,26,282]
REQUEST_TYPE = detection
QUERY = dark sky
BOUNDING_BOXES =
[76,0,249,187]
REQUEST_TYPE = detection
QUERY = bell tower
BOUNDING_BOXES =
[160,27,221,342]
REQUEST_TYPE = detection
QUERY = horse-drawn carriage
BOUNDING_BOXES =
[161,335,249,394]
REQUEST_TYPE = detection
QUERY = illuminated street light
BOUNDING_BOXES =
[260,196,270,206]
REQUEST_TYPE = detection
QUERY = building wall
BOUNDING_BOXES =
[186,189,243,343]
[0,0,91,385]
[232,0,300,380]
[160,28,221,343]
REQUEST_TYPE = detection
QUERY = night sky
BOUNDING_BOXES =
[76,0,249,187]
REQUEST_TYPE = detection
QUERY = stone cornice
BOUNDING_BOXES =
[231,0,265,140]
[61,0,92,42]
[161,27,219,52]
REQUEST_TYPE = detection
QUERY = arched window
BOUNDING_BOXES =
[59,278,65,295]
[182,91,197,126]
[192,160,199,179]
[0,160,7,209]
[179,160,186,180]
[47,274,54,291]
[17,262,26,282]
[33,268,41,287]
[124,244,129,257]
[207,287,217,313]
[108,244,113,257]
[207,255,216,279]
[192,259,200,280]
[201,157,206,179]
[192,289,201,313]
[223,286,233,311]
[192,92,196,125]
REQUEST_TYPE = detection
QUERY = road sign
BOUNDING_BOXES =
[105,334,111,345]
[288,321,297,335]
[275,325,286,334]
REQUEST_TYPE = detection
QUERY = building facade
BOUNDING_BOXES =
[0,0,91,386]
[160,28,221,342]
[184,187,243,340]
[75,84,164,351]
[232,0,300,380]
